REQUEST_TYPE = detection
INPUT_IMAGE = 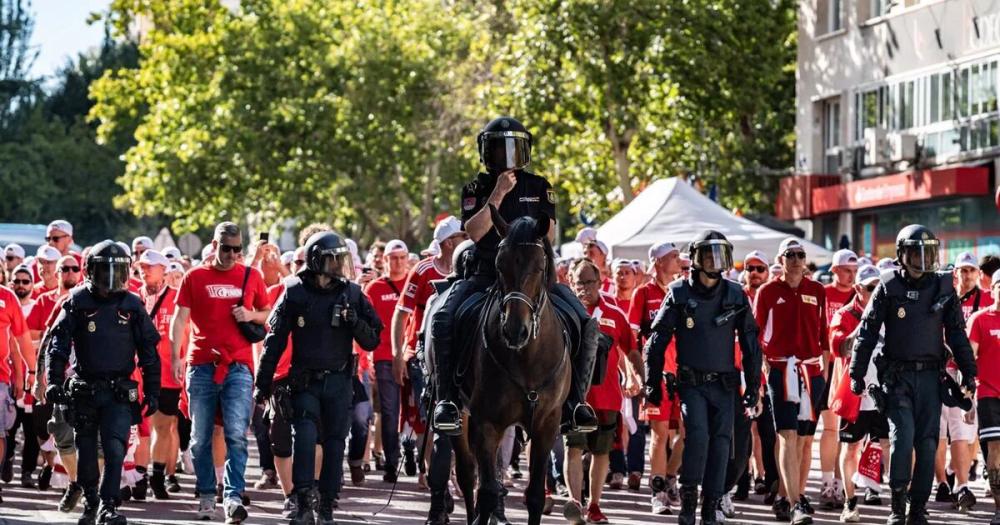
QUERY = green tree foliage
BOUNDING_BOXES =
[0,0,38,131]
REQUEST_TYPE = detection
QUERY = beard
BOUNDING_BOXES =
[13,288,30,300]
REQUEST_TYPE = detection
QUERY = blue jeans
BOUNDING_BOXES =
[291,372,352,497]
[375,361,401,470]
[348,370,373,466]
[187,363,254,500]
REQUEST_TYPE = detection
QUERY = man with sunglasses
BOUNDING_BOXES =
[170,222,271,523]
[33,246,61,299]
[850,225,977,525]
[755,238,829,525]
[3,265,39,487]
[4,244,25,273]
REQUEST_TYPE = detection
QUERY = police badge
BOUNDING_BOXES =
[897,306,906,319]
[87,321,96,333]
[297,316,305,328]
[686,317,695,329]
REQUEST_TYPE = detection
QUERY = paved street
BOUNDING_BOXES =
[0,436,995,525]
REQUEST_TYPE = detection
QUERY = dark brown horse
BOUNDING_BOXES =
[451,205,571,525]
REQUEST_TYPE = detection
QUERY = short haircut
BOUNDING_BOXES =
[214,221,241,242]
[298,222,332,247]
[981,255,1000,278]
[570,257,601,281]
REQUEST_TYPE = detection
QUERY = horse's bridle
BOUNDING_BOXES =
[496,239,548,342]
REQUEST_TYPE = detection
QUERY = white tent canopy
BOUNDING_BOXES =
[561,177,832,265]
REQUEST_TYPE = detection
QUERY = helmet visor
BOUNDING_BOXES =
[317,251,355,281]
[90,258,131,293]
[901,241,939,272]
[695,244,734,274]
[482,131,530,172]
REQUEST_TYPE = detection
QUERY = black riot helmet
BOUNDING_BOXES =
[477,117,532,173]
[895,224,940,273]
[87,240,132,296]
[304,231,355,280]
[689,230,734,278]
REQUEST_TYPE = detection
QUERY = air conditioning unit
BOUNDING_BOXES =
[864,127,890,165]
[888,132,917,161]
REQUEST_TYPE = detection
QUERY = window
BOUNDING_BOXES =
[869,0,889,18]
[830,0,842,32]
[817,0,843,35]
[823,97,841,173]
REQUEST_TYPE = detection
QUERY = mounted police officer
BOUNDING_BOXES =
[849,225,977,525]
[643,231,762,525]
[45,240,161,525]
[254,231,382,525]
[430,116,600,436]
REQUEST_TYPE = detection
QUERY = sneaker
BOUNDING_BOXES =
[253,470,278,490]
[799,494,815,515]
[627,472,641,491]
[651,490,671,515]
[374,452,386,471]
[556,481,569,497]
[586,502,609,524]
[791,502,813,525]
[404,444,417,477]
[609,472,624,490]
[38,465,53,491]
[665,476,681,506]
[58,481,84,512]
[19,469,35,489]
[863,488,881,506]
[819,481,838,510]
[955,486,977,511]
[224,497,248,524]
[563,499,585,525]
[97,499,126,525]
[772,497,791,521]
[281,494,298,519]
[840,497,860,523]
[720,494,736,518]
[196,495,216,520]
[754,477,768,495]
[935,482,953,503]
[133,473,148,501]
[350,465,365,486]
[511,463,522,479]
[167,474,182,493]
[383,470,398,483]
[733,482,750,501]
[833,479,846,507]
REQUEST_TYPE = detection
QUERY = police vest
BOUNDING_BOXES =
[67,288,144,379]
[283,277,365,372]
[880,270,952,363]
[669,278,745,373]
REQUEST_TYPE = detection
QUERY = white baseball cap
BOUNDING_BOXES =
[831,249,859,268]
[280,251,295,266]
[857,257,873,267]
[385,239,408,255]
[3,244,25,259]
[575,227,598,245]
[200,244,215,260]
[138,250,169,267]
[46,220,73,237]
[856,264,880,285]
[132,236,154,251]
[743,250,770,267]
[167,262,184,274]
[162,247,182,260]
[116,242,132,257]
[612,258,633,271]
[648,242,679,261]
[423,240,441,257]
[12,264,33,281]
[876,258,899,272]
[777,238,804,255]
[35,245,61,262]
[769,263,783,275]
[954,251,978,269]
[992,269,1000,287]
[585,239,609,256]
[433,216,463,243]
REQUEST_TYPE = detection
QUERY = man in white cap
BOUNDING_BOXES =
[4,244,25,273]
[611,258,639,307]
[132,236,154,260]
[45,220,74,256]
[162,247,182,261]
[583,239,612,292]
[818,249,858,510]
[575,227,598,246]
[33,246,61,299]
[742,251,770,301]
[363,239,410,482]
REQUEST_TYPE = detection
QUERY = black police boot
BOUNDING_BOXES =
[887,488,907,525]
[561,318,600,434]
[702,497,721,525]
[431,331,462,436]
[60,481,85,512]
[493,486,510,525]
[678,484,698,525]
[316,493,336,525]
[97,498,126,525]
[77,491,100,525]
[905,500,928,525]
[290,488,316,525]
[425,490,449,525]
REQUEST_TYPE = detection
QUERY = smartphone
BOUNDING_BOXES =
[259,232,269,243]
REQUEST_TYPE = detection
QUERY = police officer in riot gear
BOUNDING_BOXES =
[254,231,382,525]
[850,225,977,525]
[431,116,600,436]
[643,231,762,525]
[45,240,161,525]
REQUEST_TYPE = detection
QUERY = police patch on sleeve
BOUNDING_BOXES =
[546,190,556,204]
[462,197,477,211]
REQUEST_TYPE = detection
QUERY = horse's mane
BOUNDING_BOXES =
[505,215,557,290]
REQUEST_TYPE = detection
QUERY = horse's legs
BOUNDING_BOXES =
[526,417,559,525]
[471,420,502,525]
[452,426,477,525]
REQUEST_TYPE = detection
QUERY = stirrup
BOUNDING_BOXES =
[432,401,462,435]
[571,403,598,434]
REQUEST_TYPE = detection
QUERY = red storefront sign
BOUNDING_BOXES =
[810,167,990,214]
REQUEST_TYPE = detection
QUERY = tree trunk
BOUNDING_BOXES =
[606,121,636,204]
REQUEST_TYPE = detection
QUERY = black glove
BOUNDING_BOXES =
[645,383,662,407]
[142,395,159,417]
[254,383,272,405]
[850,378,865,396]
[742,386,759,409]
[45,384,67,405]
[962,375,977,397]
[343,306,359,327]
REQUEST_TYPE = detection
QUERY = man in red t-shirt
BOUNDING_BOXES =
[754,238,829,522]
[612,259,638,306]
[363,239,410,483]
[170,222,270,521]
[32,246,61,299]
[563,259,641,524]
[819,249,857,508]
[627,241,683,510]
[0,283,30,481]
[27,256,82,340]
[968,269,1000,523]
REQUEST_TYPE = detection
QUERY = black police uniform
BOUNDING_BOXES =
[46,284,160,523]
[256,271,381,522]
[850,266,976,522]
[644,272,762,525]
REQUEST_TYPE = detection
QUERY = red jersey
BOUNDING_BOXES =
[26,288,64,332]
[140,285,182,389]
[363,276,407,363]
[397,258,446,357]
[587,298,634,411]
[823,284,855,325]
[31,282,56,300]
[754,277,828,371]
[176,264,269,379]
[0,286,27,383]
[968,308,1000,399]
[266,283,293,381]
[829,298,864,359]
[629,281,677,374]
[960,287,995,322]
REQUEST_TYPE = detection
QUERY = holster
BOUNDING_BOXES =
[112,378,141,424]
[272,382,294,422]
[66,378,97,430]
[677,365,739,389]
[287,369,312,393]
[868,384,888,414]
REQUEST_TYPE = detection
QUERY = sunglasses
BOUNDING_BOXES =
[746,264,768,274]
[11,279,30,285]
[782,251,807,260]
[219,244,243,254]
[864,284,877,292]
[45,234,68,242]
[294,259,305,266]
[4,255,17,261]
[59,266,80,273]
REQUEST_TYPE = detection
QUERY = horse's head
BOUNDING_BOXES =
[490,204,555,351]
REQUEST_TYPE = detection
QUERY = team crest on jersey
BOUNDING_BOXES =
[462,197,477,211]
[206,285,242,299]
[990,329,1000,338]
[381,293,398,302]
